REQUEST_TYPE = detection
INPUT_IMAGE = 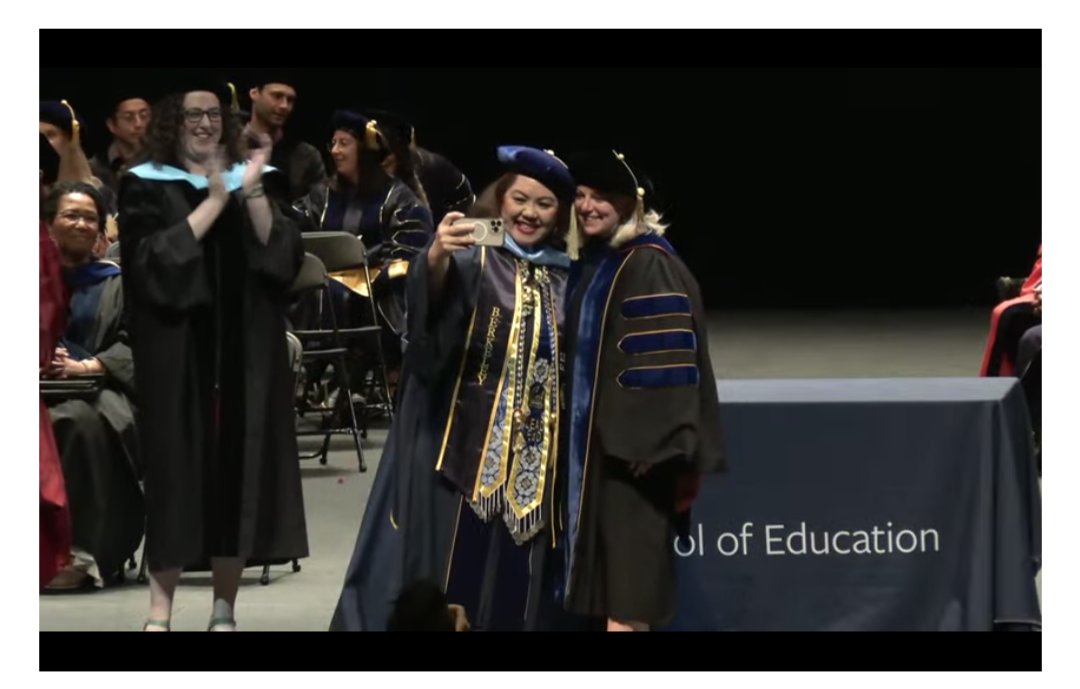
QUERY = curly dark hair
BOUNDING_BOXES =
[140,92,244,167]
[43,180,108,230]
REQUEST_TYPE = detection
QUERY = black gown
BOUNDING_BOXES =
[118,166,308,571]
[414,147,474,224]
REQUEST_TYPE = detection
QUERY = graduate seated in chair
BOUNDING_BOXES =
[292,110,435,410]
[979,245,1041,377]
[41,181,144,591]
[357,107,476,226]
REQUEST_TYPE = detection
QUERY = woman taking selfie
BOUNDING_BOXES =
[331,146,575,632]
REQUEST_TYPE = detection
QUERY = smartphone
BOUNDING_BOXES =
[453,217,505,247]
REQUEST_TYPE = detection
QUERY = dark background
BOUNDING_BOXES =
[41,32,1040,309]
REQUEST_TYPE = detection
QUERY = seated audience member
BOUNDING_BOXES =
[41,181,144,591]
[979,245,1041,377]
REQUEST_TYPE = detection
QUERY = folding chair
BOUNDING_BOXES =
[291,233,397,470]
[39,375,105,401]
[288,243,378,472]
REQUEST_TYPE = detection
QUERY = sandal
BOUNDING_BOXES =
[207,616,237,632]
[142,618,170,632]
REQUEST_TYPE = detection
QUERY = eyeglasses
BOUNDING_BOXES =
[117,109,151,124]
[57,211,100,226]
[327,138,356,152]
[183,108,223,124]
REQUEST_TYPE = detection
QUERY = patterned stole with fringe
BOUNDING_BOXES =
[437,249,566,545]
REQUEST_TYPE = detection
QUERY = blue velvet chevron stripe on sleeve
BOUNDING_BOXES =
[618,329,697,355]
[617,364,700,389]
[620,293,691,320]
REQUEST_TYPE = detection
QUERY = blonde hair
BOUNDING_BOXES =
[609,202,668,248]
[566,195,668,257]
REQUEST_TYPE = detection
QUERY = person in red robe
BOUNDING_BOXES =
[979,245,1041,377]
[40,133,72,588]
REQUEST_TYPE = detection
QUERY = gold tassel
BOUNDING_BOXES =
[226,82,240,115]
[365,119,383,150]
[565,205,582,260]
[56,99,94,185]
[60,100,80,148]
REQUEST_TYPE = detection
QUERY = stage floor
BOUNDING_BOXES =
[42,308,1036,631]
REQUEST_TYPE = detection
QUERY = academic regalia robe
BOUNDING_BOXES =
[560,234,727,626]
[118,162,308,571]
[414,147,474,225]
[267,136,326,205]
[47,262,144,582]
[293,178,433,350]
[330,236,569,631]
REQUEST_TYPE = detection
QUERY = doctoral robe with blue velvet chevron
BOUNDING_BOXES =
[559,233,727,626]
